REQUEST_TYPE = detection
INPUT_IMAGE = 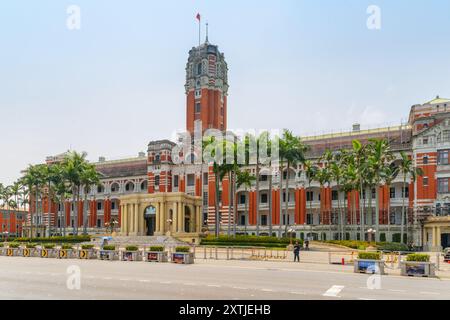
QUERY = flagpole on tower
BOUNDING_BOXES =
[196,13,201,46]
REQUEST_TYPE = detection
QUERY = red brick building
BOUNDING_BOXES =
[22,37,450,249]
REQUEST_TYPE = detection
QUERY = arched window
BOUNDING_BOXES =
[140,181,148,191]
[111,183,120,193]
[97,184,104,194]
[155,154,160,163]
[125,182,135,192]
[196,63,202,75]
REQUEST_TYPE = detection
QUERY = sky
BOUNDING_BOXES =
[1,0,450,185]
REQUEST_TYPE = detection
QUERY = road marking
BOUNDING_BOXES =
[232,287,248,290]
[160,281,172,284]
[358,298,376,300]
[119,278,130,281]
[290,291,306,295]
[420,291,440,295]
[388,289,406,293]
[183,283,197,286]
[323,285,345,297]
[139,279,151,283]
[261,288,275,292]
[207,284,221,288]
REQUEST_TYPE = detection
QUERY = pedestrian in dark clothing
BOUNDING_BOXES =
[304,239,310,251]
[293,241,301,262]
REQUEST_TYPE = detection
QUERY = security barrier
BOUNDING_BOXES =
[196,246,289,261]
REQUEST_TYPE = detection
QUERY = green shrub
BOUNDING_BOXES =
[0,243,4,247]
[81,244,94,250]
[379,233,386,242]
[43,244,55,249]
[103,245,116,251]
[26,243,37,249]
[8,243,20,248]
[406,253,430,262]
[175,246,190,253]
[61,244,74,250]
[358,252,381,260]
[378,242,409,252]
[126,245,139,251]
[14,235,91,243]
[149,246,164,252]
[201,235,299,248]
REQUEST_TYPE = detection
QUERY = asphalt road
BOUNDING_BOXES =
[0,257,448,300]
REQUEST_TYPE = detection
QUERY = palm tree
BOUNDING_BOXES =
[398,151,423,244]
[62,151,88,235]
[367,139,394,241]
[20,164,45,237]
[380,164,399,238]
[304,160,318,229]
[236,169,256,234]
[10,181,22,237]
[202,137,234,237]
[80,163,100,235]
[279,130,308,236]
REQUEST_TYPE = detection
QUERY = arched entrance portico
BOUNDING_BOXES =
[119,192,203,243]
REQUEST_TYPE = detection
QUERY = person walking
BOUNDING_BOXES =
[304,238,310,251]
[293,240,301,262]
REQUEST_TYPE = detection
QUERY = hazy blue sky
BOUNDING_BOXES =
[1,0,450,184]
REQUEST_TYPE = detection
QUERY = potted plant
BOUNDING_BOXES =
[78,244,96,259]
[145,246,168,262]
[22,243,38,257]
[40,243,57,258]
[121,245,142,261]
[354,251,385,275]
[401,253,436,277]
[56,244,75,259]
[172,246,194,264]
[98,245,119,261]
[0,243,5,256]
[6,242,20,256]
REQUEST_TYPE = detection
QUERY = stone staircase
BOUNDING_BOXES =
[84,236,189,247]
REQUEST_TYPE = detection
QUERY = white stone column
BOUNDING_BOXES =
[196,205,201,233]
[177,202,183,232]
[155,202,160,233]
[173,202,178,233]
[134,203,139,235]
[159,202,165,234]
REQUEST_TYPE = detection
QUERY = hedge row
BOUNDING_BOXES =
[13,235,91,243]
[406,253,430,262]
[323,240,409,252]
[358,252,382,260]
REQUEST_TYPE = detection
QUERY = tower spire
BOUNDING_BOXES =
[205,21,209,43]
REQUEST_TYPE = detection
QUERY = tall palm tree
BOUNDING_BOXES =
[80,163,100,235]
[279,130,308,236]
[380,164,399,238]
[304,160,318,229]
[202,137,234,237]
[62,151,88,235]
[236,169,256,234]
[367,139,394,241]
[398,151,423,244]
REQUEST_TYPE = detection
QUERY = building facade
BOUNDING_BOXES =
[23,37,450,250]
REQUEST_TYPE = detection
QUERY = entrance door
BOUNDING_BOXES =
[144,206,156,236]
[442,234,450,249]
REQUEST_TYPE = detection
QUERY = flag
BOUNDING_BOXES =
[196,13,201,21]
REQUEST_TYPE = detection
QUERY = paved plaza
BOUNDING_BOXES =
[0,255,449,300]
